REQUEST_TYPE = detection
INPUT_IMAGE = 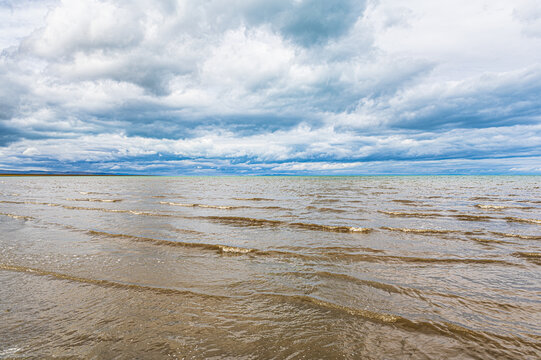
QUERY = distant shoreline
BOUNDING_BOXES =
[1,173,539,177]
[0,174,132,176]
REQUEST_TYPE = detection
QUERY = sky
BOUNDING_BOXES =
[0,0,541,175]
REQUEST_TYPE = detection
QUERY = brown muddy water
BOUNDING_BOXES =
[0,176,540,359]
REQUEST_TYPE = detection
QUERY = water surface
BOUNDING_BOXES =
[1,176,540,358]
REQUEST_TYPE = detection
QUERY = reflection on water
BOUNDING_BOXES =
[1,176,541,358]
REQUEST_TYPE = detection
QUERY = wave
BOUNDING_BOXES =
[217,245,256,254]
[512,252,541,265]
[475,204,535,211]
[0,201,374,235]
[66,198,122,203]
[289,222,372,233]
[305,206,347,213]
[505,217,541,225]
[77,191,108,195]
[66,198,122,202]
[0,212,34,220]
[490,232,541,240]
[0,192,20,197]
[159,201,240,210]
[469,196,500,201]
[163,202,289,211]
[262,292,399,323]
[293,271,419,296]
[204,216,372,233]
[475,204,508,210]
[392,199,423,206]
[1,264,537,351]
[0,200,178,218]
[257,206,291,210]
[516,199,541,204]
[381,227,458,235]
[57,226,523,265]
[164,226,205,236]
[85,229,316,260]
[68,206,168,217]
[0,213,528,268]
[451,214,495,222]
[378,210,443,218]
[0,200,26,204]
[314,246,383,254]
[86,230,257,255]
[258,293,538,350]
[0,263,226,299]
[471,238,514,246]
[233,197,274,201]
[204,215,284,227]
[282,270,525,312]
[321,253,518,266]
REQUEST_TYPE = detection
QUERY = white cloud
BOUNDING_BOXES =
[514,0,541,38]
[0,0,540,173]
[22,146,39,156]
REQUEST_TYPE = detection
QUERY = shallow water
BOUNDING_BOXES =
[1,176,540,359]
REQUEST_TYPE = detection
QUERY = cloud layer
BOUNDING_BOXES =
[1,0,540,174]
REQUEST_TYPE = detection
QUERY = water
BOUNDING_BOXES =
[1,176,540,359]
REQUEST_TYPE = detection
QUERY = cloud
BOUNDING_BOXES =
[0,0,540,174]
[279,0,363,46]
[514,0,541,38]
